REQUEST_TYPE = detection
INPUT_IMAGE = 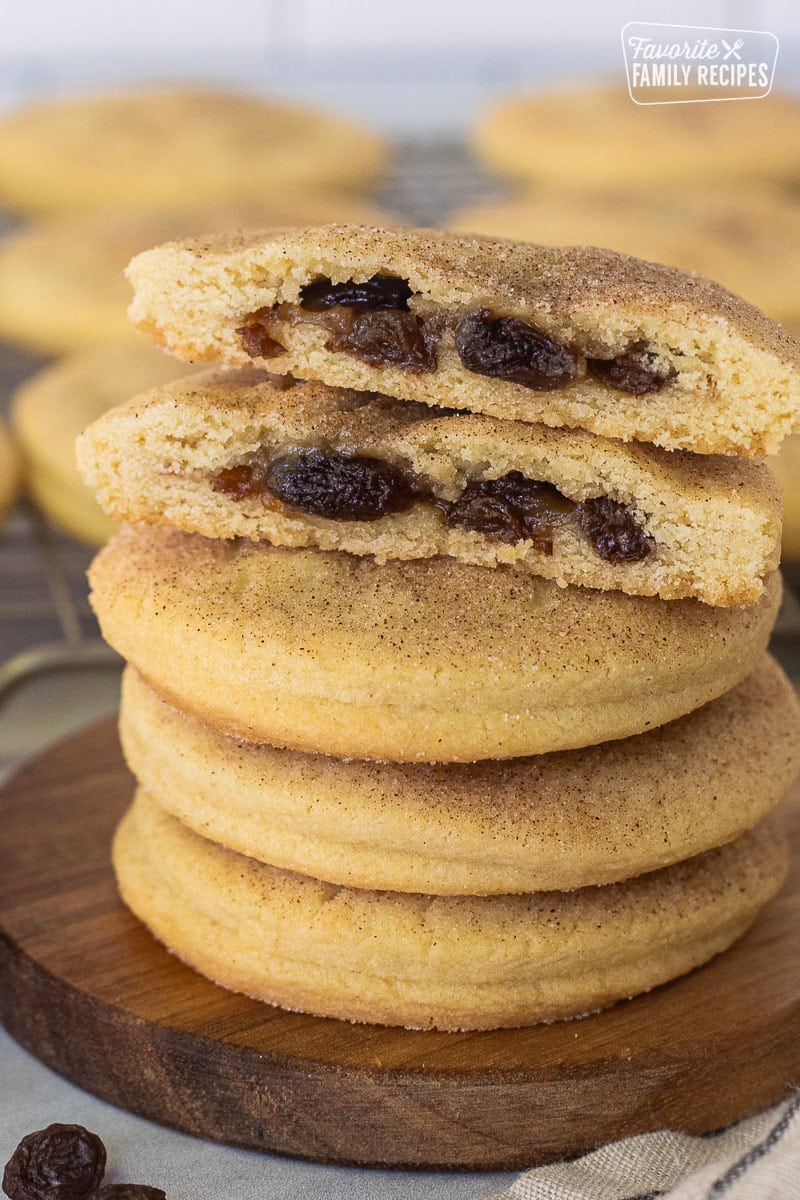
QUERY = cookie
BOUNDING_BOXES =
[87,524,781,762]
[0,88,387,212]
[0,420,20,526]
[472,86,800,188]
[119,658,800,895]
[13,346,200,545]
[113,789,789,1030]
[772,436,800,560]
[126,224,800,456]
[76,369,782,606]
[0,200,396,354]
[23,467,115,547]
[448,185,800,327]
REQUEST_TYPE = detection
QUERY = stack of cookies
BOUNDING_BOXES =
[77,226,800,1031]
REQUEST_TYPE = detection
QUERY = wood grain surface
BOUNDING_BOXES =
[0,717,799,1171]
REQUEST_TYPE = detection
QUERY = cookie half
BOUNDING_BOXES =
[0,89,387,212]
[119,658,800,895]
[126,224,800,456]
[114,789,789,1030]
[88,525,781,761]
[77,368,781,606]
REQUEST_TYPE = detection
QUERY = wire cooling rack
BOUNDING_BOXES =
[0,141,798,746]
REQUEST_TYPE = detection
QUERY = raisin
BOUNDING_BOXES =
[264,449,417,521]
[212,462,267,500]
[445,488,526,544]
[587,347,675,395]
[326,310,437,373]
[236,320,285,359]
[300,274,412,311]
[3,1124,106,1200]
[445,473,575,552]
[455,309,580,390]
[577,496,651,562]
[95,1187,166,1199]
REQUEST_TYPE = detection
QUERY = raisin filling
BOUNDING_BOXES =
[214,450,416,522]
[587,347,676,395]
[213,451,651,562]
[235,323,285,359]
[212,461,270,500]
[325,309,437,373]
[577,496,653,563]
[443,473,576,554]
[238,273,436,373]
[454,309,581,391]
[236,276,676,398]
[299,274,413,311]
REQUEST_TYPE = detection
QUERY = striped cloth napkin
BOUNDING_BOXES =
[486,1095,800,1200]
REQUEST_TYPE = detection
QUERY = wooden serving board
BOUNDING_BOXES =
[1,718,799,1171]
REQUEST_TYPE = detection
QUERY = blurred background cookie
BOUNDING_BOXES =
[0,419,20,527]
[12,345,200,544]
[448,185,800,329]
[0,197,398,354]
[472,85,800,189]
[773,436,800,561]
[0,87,389,213]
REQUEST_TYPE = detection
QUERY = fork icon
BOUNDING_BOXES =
[722,37,745,60]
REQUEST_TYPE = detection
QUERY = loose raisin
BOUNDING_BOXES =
[326,310,437,373]
[587,347,675,395]
[3,1124,106,1200]
[300,274,412,311]
[95,1187,166,1199]
[445,473,576,552]
[455,309,580,390]
[236,320,285,359]
[264,449,417,521]
[577,496,651,562]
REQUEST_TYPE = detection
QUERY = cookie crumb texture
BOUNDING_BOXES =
[113,791,789,1031]
[76,369,782,606]
[125,225,800,456]
[88,524,781,761]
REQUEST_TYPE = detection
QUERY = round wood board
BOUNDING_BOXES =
[1,718,799,1171]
